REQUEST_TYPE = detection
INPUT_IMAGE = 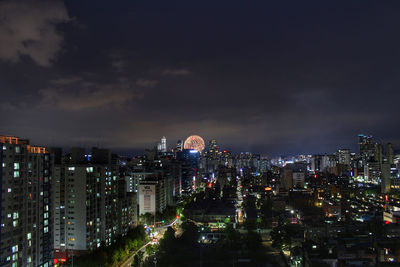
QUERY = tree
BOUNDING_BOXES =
[180,221,199,245]
[225,224,240,249]
[155,222,200,267]
[140,213,154,225]
[246,230,266,263]
[158,227,177,256]
[72,225,149,267]
[270,224,302,249]
[132,251,143,267]
[157,227,179,267]
[145,244,158,256]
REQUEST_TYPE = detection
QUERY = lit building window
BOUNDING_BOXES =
[13,171,19,178]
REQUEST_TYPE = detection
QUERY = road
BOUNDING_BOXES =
[120,218,180,267]
[156,217,179,230]
[120,241,151,267]
[236,175,244,223]
[262,241,288,267]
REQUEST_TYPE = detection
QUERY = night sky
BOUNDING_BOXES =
[1,0,400,156]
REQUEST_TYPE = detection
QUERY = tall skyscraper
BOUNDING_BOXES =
[0,135,53,267]
[157,136,167,153]
[161,136,167,152]
[358,134,376,162]
[387,143,394,165]
[176,140,183,152]
[209,139,218,151]
[374,143,383,164]
[208,139,219,159]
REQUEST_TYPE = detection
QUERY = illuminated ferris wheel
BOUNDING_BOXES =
[184,135,205,152]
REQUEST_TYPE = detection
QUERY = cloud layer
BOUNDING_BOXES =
[1,1,399,155]
[39,79,143,111]
[0,0,70,66]
[162,69,192,76]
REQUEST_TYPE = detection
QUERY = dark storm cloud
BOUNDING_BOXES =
[0,0,70,66]
[136,79,158,88]
[49,76,82,85]
[1,0,400,155]
[162,69,192,76]
[38,83,142,111]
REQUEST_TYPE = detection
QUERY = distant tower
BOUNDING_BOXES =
[375,143,383,164]
[337,149,350,165]
[209,139,218,152]
[208,139,219,158]
[387,143,394,165]
[157,136,167,152]
[161,136,167,152]
[176,140,183,151]
[358,134,375,162]
[381,163,391,193]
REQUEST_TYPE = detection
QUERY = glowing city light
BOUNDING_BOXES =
[184,135,205,152]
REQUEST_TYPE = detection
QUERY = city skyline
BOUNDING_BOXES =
[1,1,400,155]
[0,133,396,158]
[2,1,400,266]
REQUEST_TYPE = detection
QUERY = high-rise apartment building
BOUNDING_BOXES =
[138,179,168,216]
[337,149,351,166]
[358,134,376,163]
[0,135,53,267]
[310,155,336,172]
[52,148,136,261]
[117,179,137,237]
